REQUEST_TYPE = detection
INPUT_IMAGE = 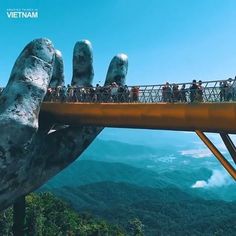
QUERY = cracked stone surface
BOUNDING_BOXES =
[0,38,128,210]
[50,49,65,87]
[72,40,94,87]
[105,53,128,86]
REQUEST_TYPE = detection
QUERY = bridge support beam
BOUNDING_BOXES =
[220,133,236,164]
[195,130,236,180]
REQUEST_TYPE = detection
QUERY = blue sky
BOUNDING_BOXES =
[1,0,236,87]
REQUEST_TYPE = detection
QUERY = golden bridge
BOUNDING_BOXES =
[40,79,236,180]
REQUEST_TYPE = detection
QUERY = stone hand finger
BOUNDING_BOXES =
[0,38,55,151]
[0,38,56,209]
[49,49,65,88]
[72,40,94,87]
[104,53,128,86]
[71,40,128,87]
[39,49,64,133]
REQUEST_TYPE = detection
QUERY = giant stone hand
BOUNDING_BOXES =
[0,38,128,210]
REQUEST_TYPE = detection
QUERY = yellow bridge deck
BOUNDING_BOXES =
[41,102,236,134]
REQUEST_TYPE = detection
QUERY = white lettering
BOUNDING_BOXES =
[6,12,11,18]
[7,11,38,19]
[31,12,38,18]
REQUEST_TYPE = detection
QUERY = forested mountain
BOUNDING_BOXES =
[37,137,236,235]
[44,182,236,236]
[0,192,125,236]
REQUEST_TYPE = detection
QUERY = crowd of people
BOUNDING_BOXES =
[161,78,236,103]
[162,77,236,102]
[44,80,191,103]
[45,82,140,103]
[162,80,203,103]
[219,78,236,101]
[1,78,236,103]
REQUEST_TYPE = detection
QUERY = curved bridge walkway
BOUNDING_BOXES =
[2,79,236,179]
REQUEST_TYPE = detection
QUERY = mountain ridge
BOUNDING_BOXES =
[42,181,236,236]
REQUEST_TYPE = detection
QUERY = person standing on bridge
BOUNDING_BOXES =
[162,82,172,102]
[180,84,187,102]
[131,86,139,102]
[111,82,119,102]
[172,84,180,102]
[226,78,233,101]
[45,87,52,101]
[190,80,198,102]
[220,81,228,101]
[95,84,102,102]
[60,85,67,102]
[123,85,130,102]
[231,76,236,101]
[196,80,203,102]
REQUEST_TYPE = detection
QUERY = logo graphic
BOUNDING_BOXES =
[6,9,38,19]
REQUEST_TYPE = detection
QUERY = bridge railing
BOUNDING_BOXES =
[137,80,225,103]
[1,79,236,103]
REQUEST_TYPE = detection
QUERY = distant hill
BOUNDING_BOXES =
[81,138,190,172]
[43,182,236,236]
[43,160,236,201]
[82,139,160,162]
[47,182,195,210]
[39,136,236,235]
[81,138,219,168]
[44,160,171,189]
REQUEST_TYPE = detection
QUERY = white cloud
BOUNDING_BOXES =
[192,180,207,188]
[158,155,176,163]
[180,148,228,158]
[182,160,190,165]
[180,148,212,158]
[146,165,155,169]
[180,137,228,159]
[191,170,233,188]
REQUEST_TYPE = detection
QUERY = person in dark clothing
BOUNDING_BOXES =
[227,78,233,101]
[95,84,102,102]
[124,85,130,102]
[220,81,226,101]
[60,86,67,102]
[172,84,180,102]
[180,84,187,102]
[190,80,198,102]
[117,85,125,102]
[197,80,203,102]
[162,82,172,102]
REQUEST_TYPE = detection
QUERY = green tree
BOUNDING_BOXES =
[0,207,13,236]
[128,218,144,236]
[0,192,125,236]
